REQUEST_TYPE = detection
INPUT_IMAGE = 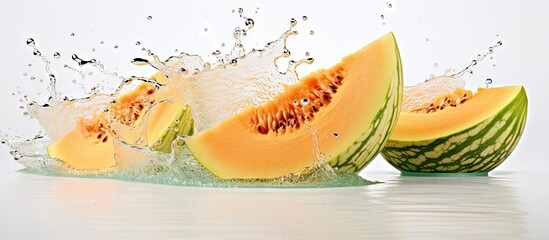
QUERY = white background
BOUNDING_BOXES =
[0,0,547,173]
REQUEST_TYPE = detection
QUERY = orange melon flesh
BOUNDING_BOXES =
[391,86,523,141]
[47,129,116,170]
[185,33,399,179]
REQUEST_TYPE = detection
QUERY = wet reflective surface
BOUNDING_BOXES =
[1,169,547,239]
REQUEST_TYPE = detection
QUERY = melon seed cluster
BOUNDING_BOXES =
[411,88,473,114]
[78,84,157,142]
[249,66,346,134]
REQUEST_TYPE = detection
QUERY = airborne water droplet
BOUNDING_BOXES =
[135,41,141,45]
[497,41,503,46]
[26,38,35,47]
[53,52,61,59]
[132,58,150,66]
[245,18,254,29]
[302,16,308,21]
[203,28,208,32]
[70,33,75,37]
[380,15,384,20]
[309,30,315,35]
[290,18,297,27]
[114,45,119,49]
[434,62,439,67]
[238,8,244,15]
[33,49,41,56]
[147,16,153,20]
[305,52,310,57]
[486,78,493,88]
[426,38,430,42]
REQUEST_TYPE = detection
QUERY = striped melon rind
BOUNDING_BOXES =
[153,105,194,153]
[381,87,527,173]
[330,40,403,172]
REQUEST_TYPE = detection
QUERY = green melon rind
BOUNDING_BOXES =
[153,105,195,153]
[381,87,527,173]
[329,33,403,173]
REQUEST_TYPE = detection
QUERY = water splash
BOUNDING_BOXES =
[451,41,503,78]
[4,15,368,188]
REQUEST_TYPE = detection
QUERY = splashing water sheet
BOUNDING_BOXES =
[2,9,374,188]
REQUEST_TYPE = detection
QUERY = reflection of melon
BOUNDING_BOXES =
[47,73,194,170]
[382,76,528,174]
[185,33,403,179]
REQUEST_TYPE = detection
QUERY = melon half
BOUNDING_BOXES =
[185,33,403,179]
[382,77,528,174]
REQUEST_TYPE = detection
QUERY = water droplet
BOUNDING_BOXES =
[26,38,35,47]
[434,62,439,67]
[70,33,75,37]
[387,2,393,8]
[229,59,238,66]
[425,38,430,42]
[380,15,384,20]
[174,49,179,52]
[290,18,297,27]
[472,60,477,66]
[232,9,235,13]
[72,80,77,84]
[27,63,32,67]
[245,18,254,29]
[306,58,314,64]
[88,72,93,76]
[53,52,61,59]
[203,28,208,32]
[238,8,244,15]
[497,41,502,46]
[147,16,153,20]
[131,58,150,66]
[293,100,299,106]
[175,119,180,124]
[114,45,118,49]
[493,64,496,67]
[309,30,315,35]
[305,52,310,57]
[92,48,96,52]
[100,41,104,44]
[23,73,27,77]
[135,41,141,45]
[30,76,35,80]
[212,50,221,56]
[174,127,180,132]
[302,16,308,21]
[300,98,310,106]
[33,49,41,56]
[485,78,493,88]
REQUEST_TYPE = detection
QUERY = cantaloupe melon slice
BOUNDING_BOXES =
[47,73,193,170]
[185,33,403,179]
